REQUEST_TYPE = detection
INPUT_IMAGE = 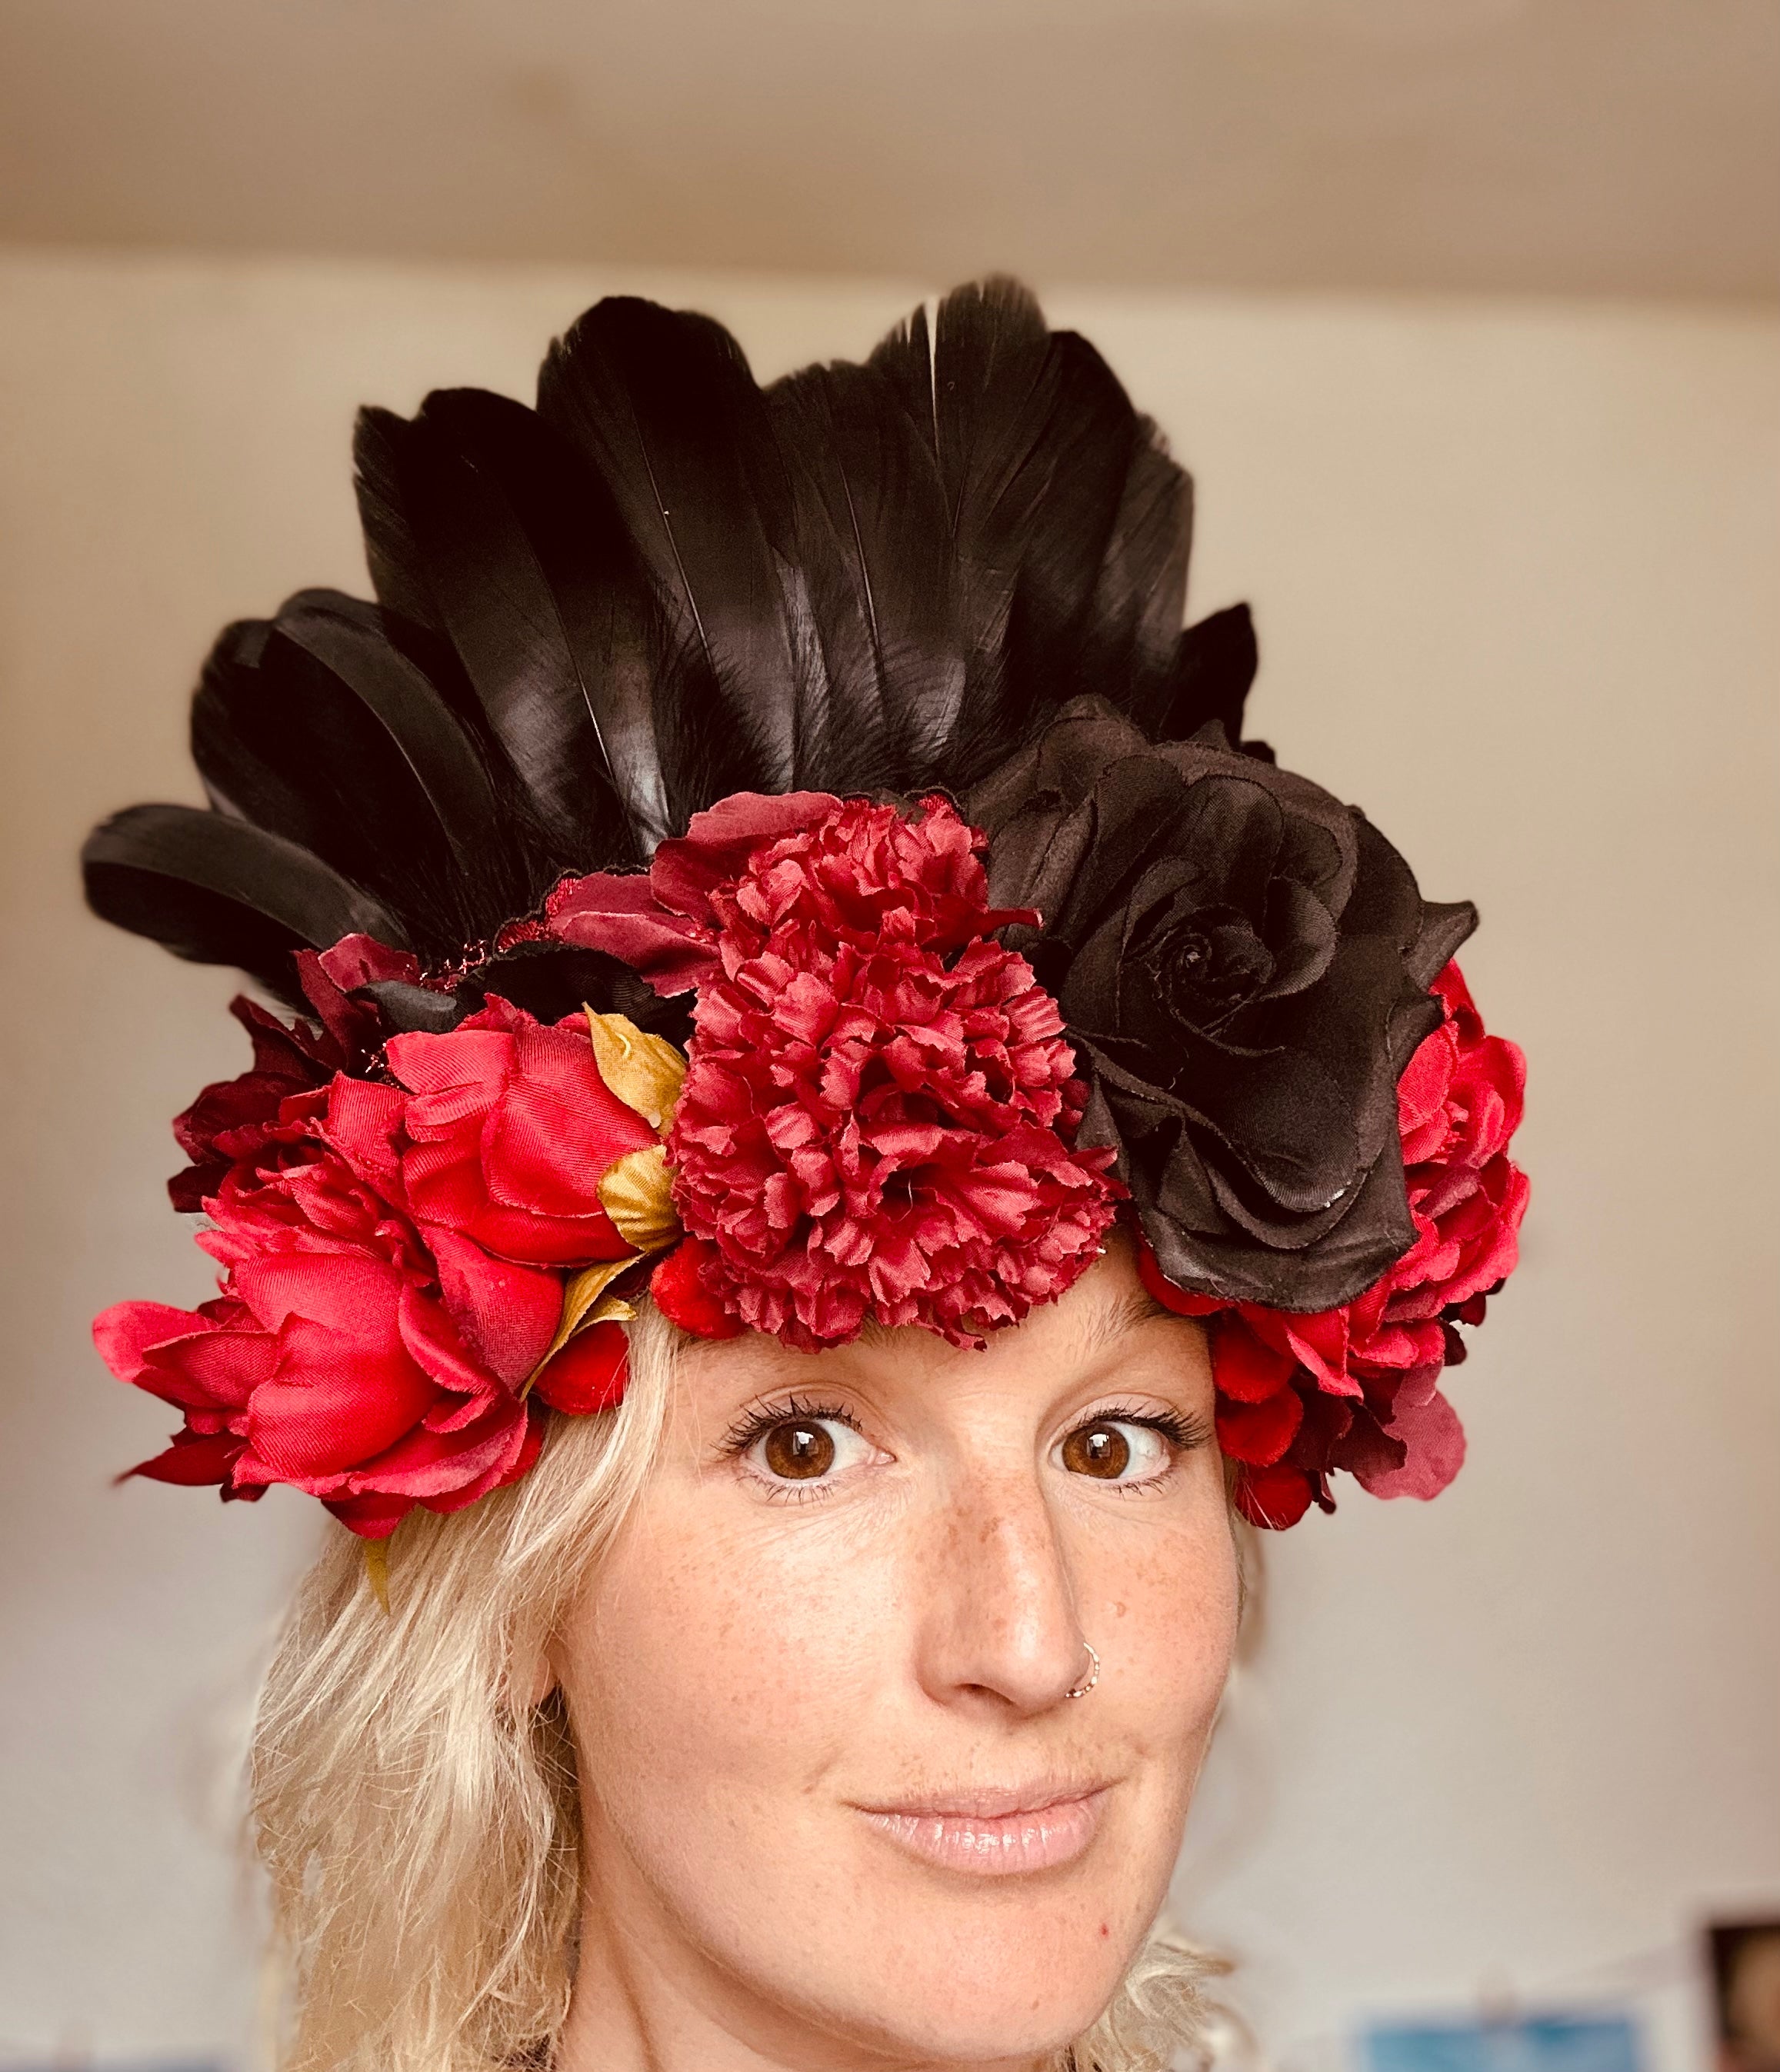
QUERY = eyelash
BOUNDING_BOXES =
[720,1393,864,1460]
[1083,1403,1212,1494]
[1093,1403,1210,1455]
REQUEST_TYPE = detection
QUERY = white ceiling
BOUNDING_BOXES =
[1,0,1775,300]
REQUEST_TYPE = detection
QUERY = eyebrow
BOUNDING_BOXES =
[1068,1284,1182,1367]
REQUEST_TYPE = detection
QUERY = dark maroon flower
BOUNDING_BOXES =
[165,940,405,1210]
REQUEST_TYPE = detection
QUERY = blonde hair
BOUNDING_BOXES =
[249,1304,1225,2072]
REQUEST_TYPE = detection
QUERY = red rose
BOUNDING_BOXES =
[359,996,658,1268]
[1142,962,1528,1527]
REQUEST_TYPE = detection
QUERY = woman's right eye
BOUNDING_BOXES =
[745,1416,875,1486]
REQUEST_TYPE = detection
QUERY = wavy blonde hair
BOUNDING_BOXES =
[249,1304,1228,2072]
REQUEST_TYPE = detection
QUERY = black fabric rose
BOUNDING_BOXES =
[965,698,1475,1311]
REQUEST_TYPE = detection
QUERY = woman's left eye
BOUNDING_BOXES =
[1055,1419,1175,1485]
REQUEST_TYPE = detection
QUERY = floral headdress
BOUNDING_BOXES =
[87,281,1527,1540]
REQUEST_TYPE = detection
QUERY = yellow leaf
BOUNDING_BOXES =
[598,1142,682,1255]
[585,1010,687,1134]
[522,1253,641,1399]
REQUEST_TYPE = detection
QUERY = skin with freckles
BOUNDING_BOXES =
[546,1239,1239,2072]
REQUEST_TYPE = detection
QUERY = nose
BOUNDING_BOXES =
[912,1457,1088,1716]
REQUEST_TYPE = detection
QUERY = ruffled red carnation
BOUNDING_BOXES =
[568,793,1121,1350]
[95,998,642,1537]
[1142,962,1528,1527]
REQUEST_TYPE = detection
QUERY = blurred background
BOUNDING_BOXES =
[1,2,1775,2067]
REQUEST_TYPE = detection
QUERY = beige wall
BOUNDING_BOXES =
[0,249,1774,2065]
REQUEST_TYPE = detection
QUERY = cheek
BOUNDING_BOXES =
[557,1493,897,1865]
[1085,1491,1240,1791]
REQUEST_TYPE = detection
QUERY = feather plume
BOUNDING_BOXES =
[85,279,1255,1024]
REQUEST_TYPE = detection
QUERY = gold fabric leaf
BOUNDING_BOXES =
[522,1254,641,1399]
[585,1010,687,1134]
[598,1143,682,1255]
[363,1537,391,1614]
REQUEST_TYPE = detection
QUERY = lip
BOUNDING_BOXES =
[856,1781,1114,1877]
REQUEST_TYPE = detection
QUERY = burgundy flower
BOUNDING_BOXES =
[557,792,1121,1350]
[1142,962,1528,1527]
[95,998,645,1537]
[165,939,404,1209]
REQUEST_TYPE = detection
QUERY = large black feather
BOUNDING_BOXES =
[764,359,961,792]
[537,298,815,802]
[83,804,404,1004]
[355,393,662,861]
[871,278,1198,786]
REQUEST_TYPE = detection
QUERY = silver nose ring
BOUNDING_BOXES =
[1065,1641,1100,1700]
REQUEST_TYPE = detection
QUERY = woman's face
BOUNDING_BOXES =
[551,1241,1238,2070]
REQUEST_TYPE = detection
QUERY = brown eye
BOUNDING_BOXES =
[1062,1422,1132,1479]
[760,1420,838,1481]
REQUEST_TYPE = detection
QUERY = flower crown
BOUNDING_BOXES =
[86,282,1527,1540]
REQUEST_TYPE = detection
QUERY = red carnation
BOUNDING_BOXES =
[1142,962,1528,1527]
[95,998,641,1537]
[560,792,1120,1350]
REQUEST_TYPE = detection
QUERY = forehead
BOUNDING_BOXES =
[675,1244,1206,1411]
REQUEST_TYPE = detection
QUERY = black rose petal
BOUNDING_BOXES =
[967,696,1475,1312]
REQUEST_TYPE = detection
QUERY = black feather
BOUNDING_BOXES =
[537,298,815,804]
[1159,601,1260,746]
[355,392,662,861]
[189,593,544,961]
[83,804,404,1005]
[871,278,1194,786]
[764,358,961,792]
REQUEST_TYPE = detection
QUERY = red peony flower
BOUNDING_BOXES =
[557,792,1121,1350]
[362,996,659,1268]
[95,996,643,1537]
[1141,961,1528,1527]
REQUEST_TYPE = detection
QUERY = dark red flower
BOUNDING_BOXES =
[165,940,404,1210]
[556,792,1119,1349]
[1141,961,1528,1527]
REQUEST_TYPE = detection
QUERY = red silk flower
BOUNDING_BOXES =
[164,938,408,1210]
[1142,962,1528,1528]
[93,1000,643,1538]
[552,791,1122,1350]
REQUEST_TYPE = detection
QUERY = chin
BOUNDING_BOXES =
[878,1927,1132,2062]
[798,1847,1168,2064]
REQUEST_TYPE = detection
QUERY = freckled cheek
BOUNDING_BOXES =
[563,1510,894,1823]
[1088,1515,1238,1762]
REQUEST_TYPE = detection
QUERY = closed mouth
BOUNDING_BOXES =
[855,1781,1114,1877]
